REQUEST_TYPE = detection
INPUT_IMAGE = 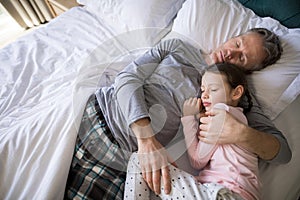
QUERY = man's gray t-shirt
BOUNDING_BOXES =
[95,39,291,164]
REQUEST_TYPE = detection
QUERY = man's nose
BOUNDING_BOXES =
[225,49,239,60]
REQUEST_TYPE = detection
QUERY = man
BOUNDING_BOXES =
[65,28,291,199]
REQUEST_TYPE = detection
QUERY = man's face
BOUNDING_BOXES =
[209,33,267,71]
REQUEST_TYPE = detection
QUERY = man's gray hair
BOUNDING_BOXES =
[246,28,283,71]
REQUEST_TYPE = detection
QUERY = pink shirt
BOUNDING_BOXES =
[181,103,260,200]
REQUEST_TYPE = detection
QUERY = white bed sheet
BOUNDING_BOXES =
[0,7,140,200]
[0,4,175,198]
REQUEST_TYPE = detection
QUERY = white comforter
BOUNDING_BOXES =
[0,7,132,199]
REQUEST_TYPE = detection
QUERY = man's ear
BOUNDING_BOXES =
[231,85,244,101]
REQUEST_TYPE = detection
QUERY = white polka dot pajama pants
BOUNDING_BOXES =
[124,153,244,200]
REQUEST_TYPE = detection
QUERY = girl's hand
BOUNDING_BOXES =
[183,97,202,116]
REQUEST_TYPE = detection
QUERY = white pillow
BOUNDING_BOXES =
[78,0,185,33]
[248,30,300,119]
[77,0,185,49]
[165,0,300,120]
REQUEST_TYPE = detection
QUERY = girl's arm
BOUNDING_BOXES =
[182,115,216,170]
[181,98,216,170]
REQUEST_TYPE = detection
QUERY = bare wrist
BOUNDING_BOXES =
[137,136,155,146]
[235,123,255,152]
[239,123,251,143]
[131,118,155,140]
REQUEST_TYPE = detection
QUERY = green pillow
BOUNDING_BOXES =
[238,0,300,28]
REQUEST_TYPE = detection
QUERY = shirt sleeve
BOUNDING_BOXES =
[245,93,292,164]
[114,39,184,126]
[181,115,216,170]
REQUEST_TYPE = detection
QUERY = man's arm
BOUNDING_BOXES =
[243,96,292,163]
[199,111,280,160]
[236,122,281,160]
[114,39,185,195]
[114,38,182,126]
[199,97,292,164]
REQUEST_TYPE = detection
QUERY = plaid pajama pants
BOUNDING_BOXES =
[64,94,129,200]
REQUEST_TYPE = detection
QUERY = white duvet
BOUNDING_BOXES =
[0,7,129,199]
[0,5,173,198]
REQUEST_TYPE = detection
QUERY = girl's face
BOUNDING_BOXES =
[201,72,235,111]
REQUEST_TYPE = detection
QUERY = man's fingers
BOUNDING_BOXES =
[153,170,161,195]
[198,132,212,144]
[145,170,154,191]
[199,123,209,131]
[136,142,173,195]
[205,107,220,116]
[161,166,171,194]
[142,165,154,191]
[170,161,178,168]
[199,130,220,144]
[200,116,210,124]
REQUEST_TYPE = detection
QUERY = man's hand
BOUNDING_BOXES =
[199,108,245,145]
[137,137,172,195]
[130,118,174,195]
[198,108,281,160]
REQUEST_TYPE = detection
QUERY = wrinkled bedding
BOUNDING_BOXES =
[0,7,132,199]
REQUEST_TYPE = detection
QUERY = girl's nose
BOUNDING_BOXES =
[201,91,209,99]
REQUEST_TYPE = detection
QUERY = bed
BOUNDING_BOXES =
[0,0,299,199]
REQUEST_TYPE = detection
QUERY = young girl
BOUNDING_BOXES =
[124,63,259,200]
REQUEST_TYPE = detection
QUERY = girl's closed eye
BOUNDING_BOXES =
[200,87,205,93]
